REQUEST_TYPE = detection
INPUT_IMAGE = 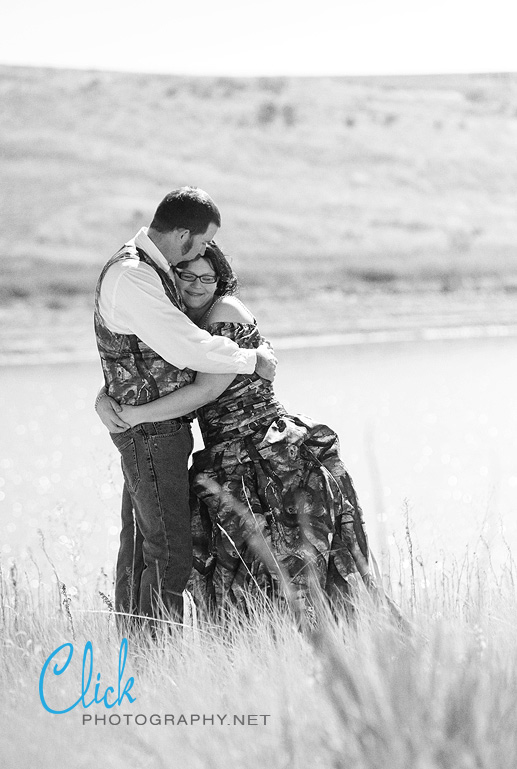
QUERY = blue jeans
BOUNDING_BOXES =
[111,419,193,626]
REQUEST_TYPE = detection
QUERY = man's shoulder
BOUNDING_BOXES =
[106,243,141,268]
[101,246,159,287]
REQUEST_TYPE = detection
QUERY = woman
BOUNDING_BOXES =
[98,243,376,619]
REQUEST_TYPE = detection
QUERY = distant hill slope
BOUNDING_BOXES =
[1,66,517,304]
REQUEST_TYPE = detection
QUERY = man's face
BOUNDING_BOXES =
[178,222,219,263]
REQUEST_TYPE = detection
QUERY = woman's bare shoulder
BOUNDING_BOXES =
[209,295,255,325]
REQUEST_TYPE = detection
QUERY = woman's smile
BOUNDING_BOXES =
[174,256,218,318]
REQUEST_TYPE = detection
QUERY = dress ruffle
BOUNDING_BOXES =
[188,321,372,615]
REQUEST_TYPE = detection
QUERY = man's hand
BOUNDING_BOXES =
[255,343,278,382]
[96,394,131,433]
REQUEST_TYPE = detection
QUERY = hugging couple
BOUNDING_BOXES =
[94,186,374,629]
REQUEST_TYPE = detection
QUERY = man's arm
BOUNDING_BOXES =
[100,263,265,375]
[254,343,277,381]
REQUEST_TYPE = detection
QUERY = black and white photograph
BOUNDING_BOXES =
[1,1,516,766]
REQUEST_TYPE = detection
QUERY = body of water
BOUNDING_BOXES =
[1,335,516,591]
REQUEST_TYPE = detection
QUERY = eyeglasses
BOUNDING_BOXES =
[174,270,217,284]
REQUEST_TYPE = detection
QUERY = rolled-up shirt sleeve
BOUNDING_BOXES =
[100,260,257,374]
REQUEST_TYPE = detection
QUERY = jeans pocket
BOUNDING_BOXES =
[116,436,140,493]
[148,424,193,479]
[152,419,186,436]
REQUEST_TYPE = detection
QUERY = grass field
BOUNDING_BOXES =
[2,534,517,768]
[1,66,517,313]
[2,65,517,347]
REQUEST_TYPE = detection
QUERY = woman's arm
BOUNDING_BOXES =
[95,385,131,432]
[118,371,236,428]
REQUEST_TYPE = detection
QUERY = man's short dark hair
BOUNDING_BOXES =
[150,187,221,235]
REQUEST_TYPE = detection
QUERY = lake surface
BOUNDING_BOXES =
[1,336,517,591]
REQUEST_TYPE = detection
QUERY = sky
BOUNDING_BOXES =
[1,0,515,77]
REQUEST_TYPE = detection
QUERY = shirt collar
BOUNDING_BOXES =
[131,226,171,273]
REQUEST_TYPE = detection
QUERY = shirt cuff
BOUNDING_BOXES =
[239,349,257,374]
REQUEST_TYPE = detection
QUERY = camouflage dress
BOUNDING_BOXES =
[188,320,373,616]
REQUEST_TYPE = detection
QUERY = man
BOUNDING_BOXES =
[94,186,276,627]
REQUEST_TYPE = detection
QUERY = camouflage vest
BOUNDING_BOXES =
[94,244,195,405]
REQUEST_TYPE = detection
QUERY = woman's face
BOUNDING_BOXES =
[174,257,218,315]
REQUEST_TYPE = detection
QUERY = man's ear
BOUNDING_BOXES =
[176,228,191,242]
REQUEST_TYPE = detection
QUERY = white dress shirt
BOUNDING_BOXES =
[97,227,257,374]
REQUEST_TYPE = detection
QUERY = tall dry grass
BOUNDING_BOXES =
[2,525,517,769]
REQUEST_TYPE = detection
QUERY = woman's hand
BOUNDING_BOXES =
[96,394,131,433]
[118,404,143,429]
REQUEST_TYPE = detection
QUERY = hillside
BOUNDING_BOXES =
[1,65,517,345]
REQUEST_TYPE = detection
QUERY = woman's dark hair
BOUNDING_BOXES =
[176,241,238,296]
